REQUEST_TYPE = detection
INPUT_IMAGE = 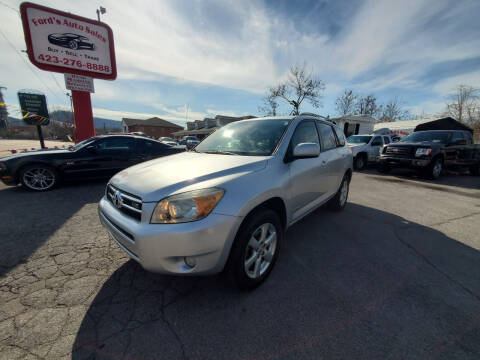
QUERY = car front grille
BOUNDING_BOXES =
[385,146,413,158]
[106,184,142,221]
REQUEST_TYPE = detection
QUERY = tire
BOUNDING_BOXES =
[425,157,443,180]
[354,154,366,170]
[225,209,282,290]
[69,40,78,50]
[20,164,58,191]
[469,164,479,176]
[378,164,391,174]
[328,174,350,211]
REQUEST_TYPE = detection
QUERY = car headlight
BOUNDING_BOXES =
[151,188,225,224]
[415,148,432,157]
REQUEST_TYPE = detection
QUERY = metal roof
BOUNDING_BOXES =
[122,117,183,128]
[373,118,435,131]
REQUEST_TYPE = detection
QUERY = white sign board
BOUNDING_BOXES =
[64,74,94,93]
[21,2,116,80]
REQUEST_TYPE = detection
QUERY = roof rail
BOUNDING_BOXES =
[299,112,325,118]
[299,112,336,124]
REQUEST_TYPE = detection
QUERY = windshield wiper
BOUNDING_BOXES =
[203,150,237,155]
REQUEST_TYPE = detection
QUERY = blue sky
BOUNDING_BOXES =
[1,0,479,126]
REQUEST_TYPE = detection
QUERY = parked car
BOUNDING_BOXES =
[347,134,398,170]
[158,137,178,146]
[98,115,353,289]
[178,136,200,149]
[378,130,480,179]
[47,33,95,50]
[0,135,184,191]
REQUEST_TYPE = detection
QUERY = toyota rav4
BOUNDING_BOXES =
[98,115,353,288]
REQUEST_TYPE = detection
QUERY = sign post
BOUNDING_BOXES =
[20,2,116,142]
[18,91,49,148]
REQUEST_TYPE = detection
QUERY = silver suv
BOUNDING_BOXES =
[98,115,353,288]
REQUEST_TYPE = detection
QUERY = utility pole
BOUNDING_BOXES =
[96,6,106,21]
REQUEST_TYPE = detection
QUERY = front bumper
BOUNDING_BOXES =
[379,156,431,169]
[98,196,242,275]
[0,168,16,186]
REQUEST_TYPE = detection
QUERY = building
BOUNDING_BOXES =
[330,115,377,137]
[121,117,183,138]
[172,115,256,140]
[373,117,440,137]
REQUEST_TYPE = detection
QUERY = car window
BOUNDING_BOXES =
[96,137,136,152]
[316,122,337,151]
[290,121,319,150]
[383,136,390,144]
[139,140,168,154]
[371,136,383,146]
[464,132,473,144]
[451,132,465,143]
[333,126,346,146]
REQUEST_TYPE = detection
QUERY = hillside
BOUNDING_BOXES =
[7,110,122,130]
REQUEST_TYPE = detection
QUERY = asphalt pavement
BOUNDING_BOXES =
[0,169,479,359]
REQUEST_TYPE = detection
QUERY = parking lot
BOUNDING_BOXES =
[1,170,479,360]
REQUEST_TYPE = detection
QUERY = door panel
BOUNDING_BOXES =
[368,136,383,161]
[287,121,331,222]
[289,154,331,221]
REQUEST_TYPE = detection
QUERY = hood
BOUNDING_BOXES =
[388,142,442,147]
[110,151,269,202]
[347,143,367,147]
[0,148,70,162]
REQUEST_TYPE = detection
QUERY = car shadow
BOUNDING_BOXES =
[357,166,480,192]
[72,203,480,360]
[0,179,107,277]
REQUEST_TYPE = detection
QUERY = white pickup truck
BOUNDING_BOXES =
[347,134,399,170]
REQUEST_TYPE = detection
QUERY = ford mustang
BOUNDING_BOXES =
[47,33,96,50]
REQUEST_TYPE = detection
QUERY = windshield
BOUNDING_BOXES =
[69,137,96,151]
[400,131,452,144]
[195,119,291,156]
[347,135,372,144]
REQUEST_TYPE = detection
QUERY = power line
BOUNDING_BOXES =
[0,1,19,13]
[0,25,66,105]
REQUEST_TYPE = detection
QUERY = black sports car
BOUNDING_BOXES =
[47,33,96,50]
[0,135,185,191]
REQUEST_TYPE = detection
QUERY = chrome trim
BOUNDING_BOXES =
[122,202,142,213]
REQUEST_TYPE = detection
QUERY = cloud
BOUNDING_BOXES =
[432,70,480,96]
[1,0,480,119]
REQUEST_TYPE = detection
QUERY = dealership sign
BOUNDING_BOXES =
[20,2,117,80]
[64,74,95,93]
[18,92,50,126]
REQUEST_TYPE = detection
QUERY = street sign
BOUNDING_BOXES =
[20,2,117,80]
[18,92,49,126]
[64,74,95,93]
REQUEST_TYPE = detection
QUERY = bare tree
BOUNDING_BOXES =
[258,93,278,116]
[379,97,410,122]
[355,94,381,117]
[445,85,480,126]
[335,89,357,116]
[265,63,325,115]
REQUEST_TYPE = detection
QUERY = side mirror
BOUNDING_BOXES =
[371,141,382,146]
[293,143,320,159]
[86,145,97,153]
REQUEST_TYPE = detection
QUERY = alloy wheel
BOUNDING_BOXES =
[433,160,442,178]
[244,223,277,279]
[23,167,55,191]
